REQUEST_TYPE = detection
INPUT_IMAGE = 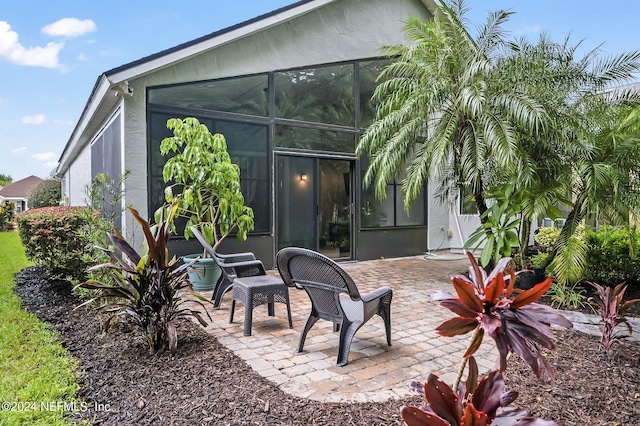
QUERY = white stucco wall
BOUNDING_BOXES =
[65,143,91,206]
[120,0,433,241]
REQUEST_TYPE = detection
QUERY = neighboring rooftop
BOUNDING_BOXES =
[0,176,44,200]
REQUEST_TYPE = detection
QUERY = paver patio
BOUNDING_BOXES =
[196,253,500,403]
[194,252,640,403]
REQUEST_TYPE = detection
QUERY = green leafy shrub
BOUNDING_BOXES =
[584,225,640,287]
[16,206,94,281]
[0,202,15,231]
[547,282,588,310]
[76,207,211,355]
[534,226,561,248]
[28,179,61,209]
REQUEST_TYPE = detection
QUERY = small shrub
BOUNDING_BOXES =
[0,202,15,231]
[547,282,589,310]
[16,206,94,281]
[584,225,640,287]
[588,281,640,351]
[28,179,61,209]
[76,207,212,355]
[534,226,560,248]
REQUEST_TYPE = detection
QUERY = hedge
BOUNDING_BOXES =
[16,206,96,282]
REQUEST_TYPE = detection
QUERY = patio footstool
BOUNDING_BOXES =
[229,275,293,336]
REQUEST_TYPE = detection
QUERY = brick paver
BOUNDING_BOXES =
[195,253,502,402]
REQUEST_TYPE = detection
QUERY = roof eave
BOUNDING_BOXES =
[106,0,337,84]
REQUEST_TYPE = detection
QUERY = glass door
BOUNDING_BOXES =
[276,155,353,260]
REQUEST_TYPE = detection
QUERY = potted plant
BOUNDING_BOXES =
[517,251,549,289]
[159,117,254,291]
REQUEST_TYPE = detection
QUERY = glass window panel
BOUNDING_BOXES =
[215,121,269,233]
[275,125,355,153]
[275,64,355,126]
[148,74,269,116]
[359,59,392,128]
[396,192,425,226]
[460,188,477,215]
[276,156,316,250]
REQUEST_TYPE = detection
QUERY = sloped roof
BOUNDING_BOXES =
[0,175,44,199]
[56,0,441,176]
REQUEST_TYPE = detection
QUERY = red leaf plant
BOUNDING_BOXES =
[587,281,640,351]
[400,357,558,426]
[433,252,572,380]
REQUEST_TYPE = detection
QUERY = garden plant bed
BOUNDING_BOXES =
[14,266,640,425]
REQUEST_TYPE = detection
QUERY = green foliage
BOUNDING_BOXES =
[0,173,12,187]
[584,225,640,287]
[530,252,549,269]
[587,282,640,351]
[0,232,79,425]
[160,117,254,251]
[16,206,96,281]
[465,197,521,268]
[535,226,561,248]
[547,282,589,310]
[83,171,130,226]
[76,207,212,355]
[28,179,61,209]
[0,201,15,231]
[549,224,588,286]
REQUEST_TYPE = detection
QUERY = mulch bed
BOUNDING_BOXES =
[13,266,640,425]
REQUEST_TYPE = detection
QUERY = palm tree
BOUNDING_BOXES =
[356,0,547,220]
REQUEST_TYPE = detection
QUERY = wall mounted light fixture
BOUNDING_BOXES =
[300,173,308,181]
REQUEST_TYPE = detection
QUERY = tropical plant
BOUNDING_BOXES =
[546,282,588,310]
[356,0,548,222]
[400,358,558,426]
[587,281,640,351]
[160,117,254,252]
[75,207,211,355]
[465,186,521,268]
[433,252,572,384]
[28,179,61,209]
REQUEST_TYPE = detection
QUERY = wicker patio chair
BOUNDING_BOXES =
[190,227,266,308]
[276,247,393,366]
[191,227,292,336]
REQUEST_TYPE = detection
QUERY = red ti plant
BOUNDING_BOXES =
[400,357,558,426]
[433,252,572,383]
[587,281,640,351]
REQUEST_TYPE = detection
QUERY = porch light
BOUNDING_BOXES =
[300,173,308,181]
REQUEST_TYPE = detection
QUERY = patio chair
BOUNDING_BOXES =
[190,227,266,308]
[276,247,393,366]
[191,227,293,336]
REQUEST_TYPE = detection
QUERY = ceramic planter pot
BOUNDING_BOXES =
[183,254,221,292]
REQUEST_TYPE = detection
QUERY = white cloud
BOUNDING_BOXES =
[42,18,96,38]
[21,114,46,124]
[516,25,541,35]
[0,21,63,68]
[11,147,27,154]
[32,152,57,162]
[42,160,59,169]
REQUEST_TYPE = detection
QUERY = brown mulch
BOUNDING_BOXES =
[13,266,640,425]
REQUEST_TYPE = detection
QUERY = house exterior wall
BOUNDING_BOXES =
[64,143,91,206]
[120,0,433,251]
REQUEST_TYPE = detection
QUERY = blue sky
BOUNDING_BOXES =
[0,0,638,181]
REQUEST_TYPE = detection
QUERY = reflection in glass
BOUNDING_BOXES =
[275,125,355,153]
[148,74,269,116]
[359,58,392,128]
[318,159,351,259]
[275,64,355,126]
[276,156,315,250]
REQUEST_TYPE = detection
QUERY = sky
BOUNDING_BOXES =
[0,0,639,182]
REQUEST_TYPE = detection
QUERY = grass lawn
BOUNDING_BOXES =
[0,231,81,425]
